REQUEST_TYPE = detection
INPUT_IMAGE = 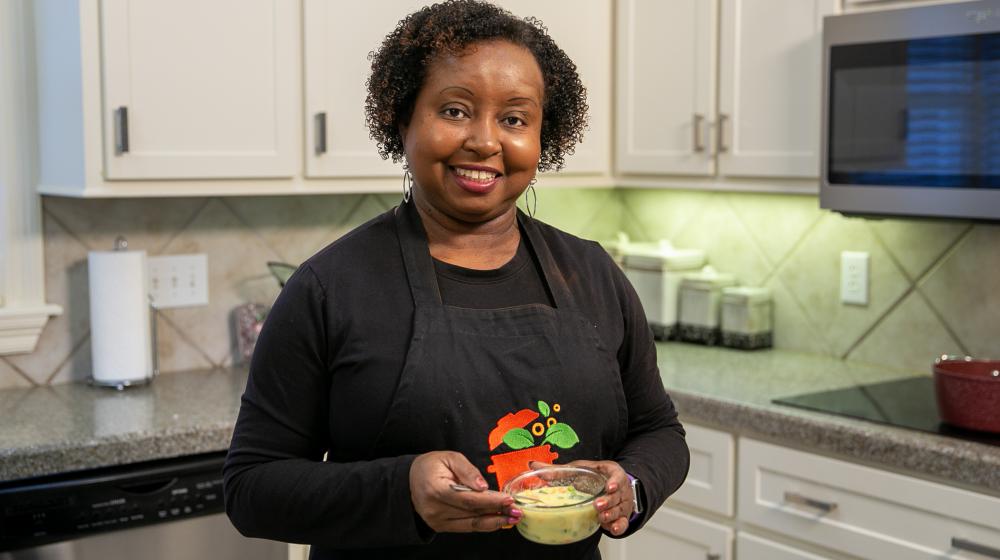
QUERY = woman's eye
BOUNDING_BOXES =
[442,107,467,119]
[503,116,527,127]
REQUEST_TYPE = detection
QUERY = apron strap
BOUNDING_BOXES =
[518,211,575,310]
[396,200,444,307]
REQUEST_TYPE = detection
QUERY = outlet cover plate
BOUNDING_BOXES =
[840,251,869,306]
[148,254,209,309]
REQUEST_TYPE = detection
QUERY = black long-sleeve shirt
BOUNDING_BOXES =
[223,208,689,559]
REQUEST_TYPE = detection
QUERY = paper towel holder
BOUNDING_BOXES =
[88,236,160,391]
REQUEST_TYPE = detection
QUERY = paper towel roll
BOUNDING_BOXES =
[88,250,153,387]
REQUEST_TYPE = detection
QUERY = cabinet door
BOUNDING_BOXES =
[738,532,835,560]
[616,0,716,176]
[101,0,297,179]
[605,506,733,560]
[495,0,611,176]
[304,0,427,178]
[717,0,836,178]
[669,423,734,517]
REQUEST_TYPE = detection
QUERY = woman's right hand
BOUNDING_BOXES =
[409,451,521,533]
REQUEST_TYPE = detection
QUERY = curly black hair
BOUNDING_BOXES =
[365,0,588,172]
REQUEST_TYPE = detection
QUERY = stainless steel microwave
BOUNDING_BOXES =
[821,0,1000,221]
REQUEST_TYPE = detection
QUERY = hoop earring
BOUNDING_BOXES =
[402,167,413,203]
[525,179,537,218]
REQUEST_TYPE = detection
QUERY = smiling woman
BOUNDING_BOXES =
[222,2,689,559]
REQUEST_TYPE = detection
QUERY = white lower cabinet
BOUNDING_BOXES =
[736,532,833,560]
[606,506,733,560]
[739,438,1000,559]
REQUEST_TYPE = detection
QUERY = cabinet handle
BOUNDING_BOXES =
[315,112,327,155]
[114,106,129,154]
[953,537,1000,559]
[706,554,721,560]
[693,113,705,152]
[783,491,837,513]
[716,113,728,153]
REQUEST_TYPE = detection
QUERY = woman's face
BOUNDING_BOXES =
[401,40,544,224]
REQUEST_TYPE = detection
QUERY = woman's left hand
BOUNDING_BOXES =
[530,459,634,536]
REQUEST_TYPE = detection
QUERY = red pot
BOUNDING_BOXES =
[933,357,1000,433]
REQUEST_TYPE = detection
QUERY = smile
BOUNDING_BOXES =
[451,166,500,182]
[450,166,501,194]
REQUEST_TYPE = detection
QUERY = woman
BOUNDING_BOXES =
[223,2,689,558]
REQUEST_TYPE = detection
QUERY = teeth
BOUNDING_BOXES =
[454,167,498,182]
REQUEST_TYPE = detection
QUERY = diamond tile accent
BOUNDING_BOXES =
[0,359,32,389]
[765,276,831,355]
[153,315,215,374]
[7,213,91,384]
[43,197,207,254]
[157,200,283,366]
[870,218,970,280]
[920,224,1000,358]
[533,188,620,239]
[673,195,772,286]
[620,188,714,242]
[48,335,92,385]
[725,192,824,267]
[847,291,963,374]
[775,213,911,357]
[224,195,367,266]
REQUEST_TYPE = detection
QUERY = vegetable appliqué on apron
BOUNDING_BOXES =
[486,400,580,489]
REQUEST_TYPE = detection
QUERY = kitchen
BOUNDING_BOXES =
[1,0,999,558]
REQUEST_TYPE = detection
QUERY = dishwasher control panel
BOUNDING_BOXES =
[0,451,227,552]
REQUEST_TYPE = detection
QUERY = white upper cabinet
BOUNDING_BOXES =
[303,0,424,178]
[617,0,837,181]
[100,0,297,179]
[616,0,716,176]
[496,0,612,176]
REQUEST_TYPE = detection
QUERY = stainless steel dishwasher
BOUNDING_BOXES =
[0,451,286,560]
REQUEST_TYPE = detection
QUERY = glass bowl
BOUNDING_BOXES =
[502,466,607,545]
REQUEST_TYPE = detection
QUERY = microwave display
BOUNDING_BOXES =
[828,31,1000,190]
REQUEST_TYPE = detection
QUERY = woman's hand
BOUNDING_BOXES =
[410,451,521,533]
[530,459,634,536]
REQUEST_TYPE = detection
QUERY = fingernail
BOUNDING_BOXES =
[595,499,606,509]
[510,508,522,517]
[476,477,488,490]
[502,497,514,506]
[604,511,612,521]
[608,482,618,492]
[507,517,520,525]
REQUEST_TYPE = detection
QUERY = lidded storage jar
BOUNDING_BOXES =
[677,266,737,345]
[720,287,773,350]
[622,242,706,340]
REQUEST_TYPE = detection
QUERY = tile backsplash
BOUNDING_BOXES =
[0,187,996,388]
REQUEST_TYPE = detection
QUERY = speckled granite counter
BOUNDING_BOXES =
[2,344,998,498]
[0,368,248,482]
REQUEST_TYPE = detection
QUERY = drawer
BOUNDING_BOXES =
[671,423,735,516]
[738,438,1000,559]
[737,532,839,560]
[608,506,733,560]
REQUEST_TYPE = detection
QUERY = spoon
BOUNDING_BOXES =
[449,483,543,503]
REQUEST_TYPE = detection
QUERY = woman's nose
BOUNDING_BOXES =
[463,117,501,157]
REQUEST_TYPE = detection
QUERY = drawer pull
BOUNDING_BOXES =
[314,112,327,155]
[783,491,837,513]
[953,537,1000,559]
[114,106,129,154]
[706,555,720,560]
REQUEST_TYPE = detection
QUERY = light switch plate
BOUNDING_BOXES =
[148,254,209,309]
[840,251,869,306]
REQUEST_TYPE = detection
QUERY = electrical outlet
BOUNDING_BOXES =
[840,251,869,306]
[148,254,209,309]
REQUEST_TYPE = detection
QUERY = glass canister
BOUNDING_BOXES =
[720,286,773,350]
[677,266,737,345]
[623,242,706,340]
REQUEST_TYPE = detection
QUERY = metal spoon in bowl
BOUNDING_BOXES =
[449,483,543,503]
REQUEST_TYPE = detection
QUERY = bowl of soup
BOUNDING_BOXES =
[503,466,607,545]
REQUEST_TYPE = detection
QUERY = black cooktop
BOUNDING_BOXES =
[774,376,1000,447]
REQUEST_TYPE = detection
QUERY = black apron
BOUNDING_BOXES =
[371,202,628,559]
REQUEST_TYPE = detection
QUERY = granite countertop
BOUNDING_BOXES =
[1,344,998,497]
